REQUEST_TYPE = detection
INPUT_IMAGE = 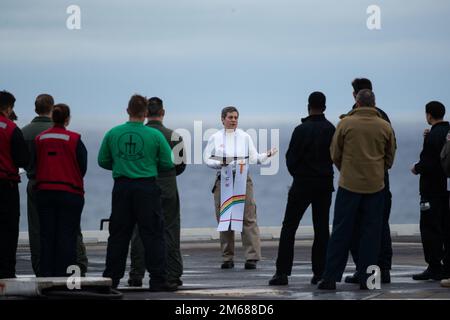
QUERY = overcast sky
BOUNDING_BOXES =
[1,0,450,129]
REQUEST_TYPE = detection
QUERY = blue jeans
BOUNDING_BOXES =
[350,186,393,272]
[322,187,384,283]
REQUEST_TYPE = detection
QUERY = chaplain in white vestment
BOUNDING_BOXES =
[204,106,276,270]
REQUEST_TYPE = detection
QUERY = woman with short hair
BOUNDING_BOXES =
[35,104,87,277]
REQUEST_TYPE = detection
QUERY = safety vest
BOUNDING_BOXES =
[0,115,20,181]
[35,126,84,195]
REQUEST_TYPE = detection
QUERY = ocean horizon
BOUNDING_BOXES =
[18,120,429,232]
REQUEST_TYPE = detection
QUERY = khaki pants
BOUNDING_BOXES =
[214,175,261,262]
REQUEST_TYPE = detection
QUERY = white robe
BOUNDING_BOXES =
[204,129,268,231]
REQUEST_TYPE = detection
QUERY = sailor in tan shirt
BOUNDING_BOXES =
[318,89,396,290]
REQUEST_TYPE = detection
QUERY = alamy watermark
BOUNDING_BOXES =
[366,265,381,289]
[66,4,380,31]
[66,265,81,290]
[367,5,381,30]
[66,5,81,30]
[171,121,280,176]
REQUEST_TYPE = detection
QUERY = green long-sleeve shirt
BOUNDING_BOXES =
[98,121,174,178]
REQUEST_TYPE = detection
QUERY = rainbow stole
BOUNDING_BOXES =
[217,160,248,232]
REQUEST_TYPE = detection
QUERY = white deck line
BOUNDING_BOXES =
[17,224,421,245]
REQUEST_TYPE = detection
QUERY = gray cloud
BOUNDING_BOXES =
[1,0,448,63]
[1,0,449,123]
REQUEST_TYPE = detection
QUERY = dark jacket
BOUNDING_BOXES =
[146,120,186,177]
[286,114,335,192]
[22,116,53,179]
[440,130,450,177]
[415,121,450,197]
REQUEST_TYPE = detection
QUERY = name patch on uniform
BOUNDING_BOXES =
[0,122,7,129]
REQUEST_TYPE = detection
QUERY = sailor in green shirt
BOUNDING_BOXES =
[128,97,186,288]
[99,94,176,292]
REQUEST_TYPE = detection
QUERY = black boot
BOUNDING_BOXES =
[221,261,234,269]
[381,269,391,284]
[412,267,443,281]
[318,279,336,290]
[169,278,183,286]
[245,260,257,270]
[128,278,143,287]
[111,279,120,289]
[268,273,288,286]
[344,272,360,284]
[310,275,321,285]
[149,281,178,292]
